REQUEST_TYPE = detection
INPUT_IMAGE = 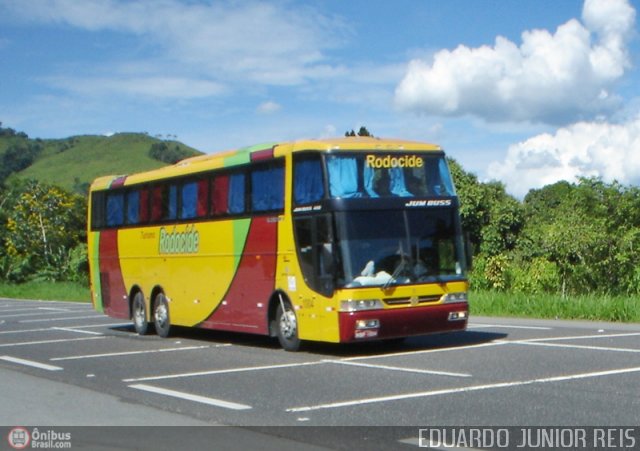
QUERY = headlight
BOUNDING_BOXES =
[441,292,468,303]
[339,299,383,312]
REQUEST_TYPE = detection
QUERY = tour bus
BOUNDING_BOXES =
[87,137,470,350]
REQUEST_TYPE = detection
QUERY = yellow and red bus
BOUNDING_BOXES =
[87,137,469,350]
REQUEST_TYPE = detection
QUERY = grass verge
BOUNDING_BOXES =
[471,290,640,323]
[0,281,90,303]
[0,282,637,323]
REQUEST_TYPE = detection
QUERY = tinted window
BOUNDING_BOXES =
[294,156,324,204]
[252,162,284,212]
[126,191,139,224]
[228,173,245,214]
[106,192,124,227]
[181,181,198,219]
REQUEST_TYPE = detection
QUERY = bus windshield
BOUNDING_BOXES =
[326,153,455,199]
[335,208,466,288]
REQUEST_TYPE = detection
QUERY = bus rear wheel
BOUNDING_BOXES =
[132,292,149,335]
[153,293,172,338]
[276,302,302,352]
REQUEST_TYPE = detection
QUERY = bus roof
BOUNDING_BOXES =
[90,137,443,190]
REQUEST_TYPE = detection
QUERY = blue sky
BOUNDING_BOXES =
[1,0,639,197]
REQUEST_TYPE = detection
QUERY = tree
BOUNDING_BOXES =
[448,158,523,256]
[149,141,193,164]
[518,178,640,295]
[345,126,373,137]
[0,142,42,184]
[3,181,86,282]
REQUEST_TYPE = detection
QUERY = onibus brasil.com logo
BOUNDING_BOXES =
[7,427,71,449]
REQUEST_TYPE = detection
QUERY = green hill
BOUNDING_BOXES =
[0,127,203,194]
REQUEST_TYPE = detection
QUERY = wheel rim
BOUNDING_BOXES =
[133,299,145,328]
[279,309,297,339]
[155,302,168,328]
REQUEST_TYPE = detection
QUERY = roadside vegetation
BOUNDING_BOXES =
[471,290,640,323]
[1,123,638,322]
[0,281,89,303]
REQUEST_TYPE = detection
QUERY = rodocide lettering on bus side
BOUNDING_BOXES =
[158,225,199,254]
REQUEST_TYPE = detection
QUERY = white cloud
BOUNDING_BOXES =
[394,0,635,125]
[488,117,640,197]
[45,75,225,99]
[2,0,348,96]
[256,101,282,114]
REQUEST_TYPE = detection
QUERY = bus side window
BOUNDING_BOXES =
[139,187,149,223]
[151,186,163,222]
[211,174,229,216]
[293,156,324,205]
[91,192,106,230]
[294,218,313,281]
[197,179,208,217]
[163,184,178,220]
[228,173,245,214]
[181,181,198,219]
[106,192,124,227]
[252,162,284,212]
[126,190,140,225]
[294,214,335,296]
[180,179,208,219]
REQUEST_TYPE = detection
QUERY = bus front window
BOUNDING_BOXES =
[335,209,466,288]
[326,154,456,199]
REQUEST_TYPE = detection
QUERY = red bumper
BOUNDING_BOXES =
[338,302,468,342]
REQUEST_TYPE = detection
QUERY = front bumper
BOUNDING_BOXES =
[338,302,468,342]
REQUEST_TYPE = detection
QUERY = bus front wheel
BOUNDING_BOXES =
[153,293,172,338]
[275,302,302,352]
[132,292,149,335]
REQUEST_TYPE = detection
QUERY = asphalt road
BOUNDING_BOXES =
[1,297,639,450]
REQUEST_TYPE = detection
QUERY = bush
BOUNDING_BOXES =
[511,257,560,294]
[2,181,86,283]
[469,253,511,291]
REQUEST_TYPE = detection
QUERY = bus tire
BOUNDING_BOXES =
[132,292,149,335]
[153,293,172,338]
[275,301,302,352]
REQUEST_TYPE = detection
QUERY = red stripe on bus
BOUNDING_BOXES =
[97,176,129,320]
[200,217,278,334]
[250,147,275,162]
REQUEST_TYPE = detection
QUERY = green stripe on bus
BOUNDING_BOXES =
[91,231,104,312]
[223,142,278,167]
[233,219,251,269]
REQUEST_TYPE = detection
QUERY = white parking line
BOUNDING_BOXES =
[0,300,91,306]
[0,355,63,371]
[51,327,104,336]
[20,315,106,323]
[38,307,74,312]
[0,307,58,313]
[286,366,640,412]
[0,310,78,319]
[514,341,640,354]
[469,323,552,330]
[343,341,507,362]
[51,344,219,361]
[129,384,252,410]
[520,332,640,342]
[327,360,471,378]
[0,336,105,348]
[65,322,130,329]
[0,323,127,335]
[123,361,326,383]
